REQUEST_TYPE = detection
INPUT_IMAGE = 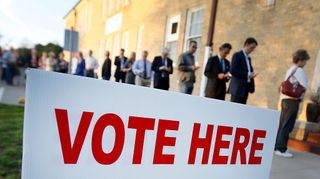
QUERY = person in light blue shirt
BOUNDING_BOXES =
[132,50,152,87]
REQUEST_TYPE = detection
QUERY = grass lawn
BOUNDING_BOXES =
[0,104,23,179]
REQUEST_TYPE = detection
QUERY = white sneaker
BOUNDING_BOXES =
[274,150,293,158]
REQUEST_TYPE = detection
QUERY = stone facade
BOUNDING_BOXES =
[65,0,320,121]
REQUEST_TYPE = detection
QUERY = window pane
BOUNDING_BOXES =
[189,9,204,37]
[167,41,178,61]
[171,22,178,34]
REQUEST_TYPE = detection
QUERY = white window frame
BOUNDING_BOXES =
[105,37,113,55]
[113,34,121,59]
[121,31,129,52]
[266,0,276,6]
[165,15,181,43]
[99,40,106,62]
[136,25,144,53]
[184,6,205,61]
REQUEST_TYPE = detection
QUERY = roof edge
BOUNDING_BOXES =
[63,0,81,19]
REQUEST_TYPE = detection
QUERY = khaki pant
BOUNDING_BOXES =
[135,76,151,87]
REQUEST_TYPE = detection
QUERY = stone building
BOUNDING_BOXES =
[64,0,320,122]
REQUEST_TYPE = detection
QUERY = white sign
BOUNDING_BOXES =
[22,69,280,179]
[105,13,122,35]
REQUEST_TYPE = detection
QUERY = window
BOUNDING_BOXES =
[121,31,129,52]
[105,37,113,56]
[167,41,178,65]
[166,15,180,42]
[185,7,204,61]
[99,40,106,63]
[171,23,178,34]
[165,15,180,62]
[102,0,107,19]
[113,34,120,58]
[136,25,144,53]
[266,0,276,6]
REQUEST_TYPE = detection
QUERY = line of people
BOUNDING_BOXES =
[0,47,68,86]
[202,37,310,158]
[203,37,258,104]
[72,48,174,90]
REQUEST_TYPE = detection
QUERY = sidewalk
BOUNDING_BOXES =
[0,82,25,105]
[270,150,320,178]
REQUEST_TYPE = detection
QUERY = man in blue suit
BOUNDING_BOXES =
[229,37,258,104]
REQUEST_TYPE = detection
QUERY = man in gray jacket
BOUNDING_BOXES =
[178,40,199,94]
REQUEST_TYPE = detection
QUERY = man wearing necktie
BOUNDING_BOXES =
[114,49,128,83]
[204,43,232,100]
[152,47,173,90]
[229,37,258,104]
[133,50,152,87]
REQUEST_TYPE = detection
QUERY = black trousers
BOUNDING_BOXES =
[115,76,126,83]
[154,78,169,91]
[231,93,249,104]
[275,99,300,152]
[85,69,94,78]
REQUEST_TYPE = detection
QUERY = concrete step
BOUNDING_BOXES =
[290,120,320,140]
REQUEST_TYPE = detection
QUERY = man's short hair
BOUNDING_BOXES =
[143,50,148,55]
[292,49,310,63]
[244,37,258,46]
[189,40,197,46]
[219,43,232,51]
[120,48,125,52]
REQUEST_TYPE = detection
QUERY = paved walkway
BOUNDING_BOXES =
[0,83,319,178]
[0,82,25,105]
[270,150,320,178]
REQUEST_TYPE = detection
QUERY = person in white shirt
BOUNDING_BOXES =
[133,50,152,87]
[275,49,310,158]
[85,50,99,78]
[71,53,79,74]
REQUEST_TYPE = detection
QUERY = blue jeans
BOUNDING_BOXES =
[179,82,194,95]
[5,63,14,85]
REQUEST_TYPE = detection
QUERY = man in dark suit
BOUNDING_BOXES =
[204,43,232,100]
[229,37,258,104]
[114,48,128,82]
[152,48,173,90]
[102,51,112,80]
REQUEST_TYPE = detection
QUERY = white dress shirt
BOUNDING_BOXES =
[242,49,252,82]
[217,54,225,72]
[85,56,99,70]
[132,59,152,79]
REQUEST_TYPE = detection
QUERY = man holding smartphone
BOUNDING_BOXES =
[204,43,232,100]
[229,37,258,104]
[178,40,200,95]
